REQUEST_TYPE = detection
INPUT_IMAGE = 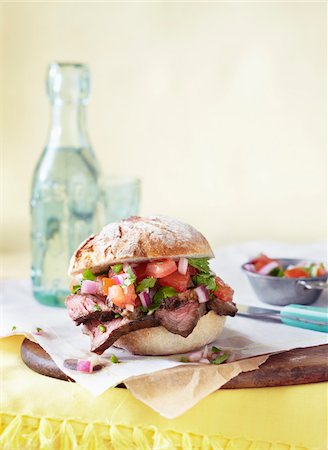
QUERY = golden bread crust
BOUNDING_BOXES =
[68,215,214,276]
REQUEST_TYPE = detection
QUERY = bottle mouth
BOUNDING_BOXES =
[47,62,90,104]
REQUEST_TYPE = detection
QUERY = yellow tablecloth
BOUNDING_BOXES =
[0,335,327,449]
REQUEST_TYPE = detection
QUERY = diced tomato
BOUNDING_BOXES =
[284,268,309,278]
[251,254,278,272]
[133,262,148,281]
[102,277,117,295]
[146,259,177,278]
[212,276,234,302]
[158,271,190,293]
[317,266,327,277]
[122,284,139,306]
[108,285,125,307]
[108,284,138,308]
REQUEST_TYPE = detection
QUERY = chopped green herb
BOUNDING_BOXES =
[269,267,284,277]
[83,268,96,281]
[112,264,123,274]
[136,277,156,293]
[211,353,229,365]
[124,266,136,285]
[192,274,217,291]
[188,258,211,273]
[149,286,177,313]
[98,325,106,333]
[111,355,119,364]
[11,326,16,331]
[180,356,188,363]
[36,327,42,332]
[93,304,102,312]
[114,314,121,318]
[71,284,81,294]
[211,346,221,353]
[154,286,176,302]
[139,306,149,313]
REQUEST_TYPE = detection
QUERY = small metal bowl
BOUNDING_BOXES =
[242,258,327,306]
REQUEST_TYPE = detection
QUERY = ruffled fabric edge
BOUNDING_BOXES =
[0,414,308,450]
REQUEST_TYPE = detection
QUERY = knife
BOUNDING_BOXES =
[236,304,328,333]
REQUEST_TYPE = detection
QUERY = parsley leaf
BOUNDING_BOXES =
[148,286,177,313]
[83,269,96,281]
[212,346,221,353]
[11,325,16,331]
[36,327,42,333]
[111,355,120,363]
[153,286,176,304]
[123,266,136,285]
[211,353,229,365]
[188,258,211,273]
[112,264,123,274]
[98,325,106,333]
[136,277,156,293]
[93,304,102,312]
[269,267,284,277]
[192,274,217,291]
[71,284,81,294]
[180,356,188,363]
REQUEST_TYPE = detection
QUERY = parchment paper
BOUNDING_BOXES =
[1,241,327,417]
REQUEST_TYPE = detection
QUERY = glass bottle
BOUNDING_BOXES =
[31,63,104,306]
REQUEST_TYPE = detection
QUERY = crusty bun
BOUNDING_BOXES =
[114,311,226,355]
[69,215,214,276]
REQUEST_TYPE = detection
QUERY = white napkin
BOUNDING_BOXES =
[1,241,327,398]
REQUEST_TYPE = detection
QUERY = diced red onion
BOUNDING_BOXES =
[297,261,309,267]
[138,289,151,308]
[113,273,128,285]
[149,287,157,300]
[89,355,103,368]
[126,304,134,312]
[187,350,203,362]
[77,359,92,373]
[123,263,136,277]
[244,263,255,272]
[258,261,279,275]
[199,358,211,364]
[178,257,188,275]
[195,285,209,303]
[202,345,209,359]
[81,280,98,295]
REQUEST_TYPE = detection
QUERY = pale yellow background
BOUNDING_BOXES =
[1,2,326,276]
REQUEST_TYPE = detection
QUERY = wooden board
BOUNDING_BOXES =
[20,338,328,389]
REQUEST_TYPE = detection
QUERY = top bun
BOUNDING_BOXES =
[68,215,214,276]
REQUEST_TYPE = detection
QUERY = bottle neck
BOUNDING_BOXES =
[47,102,90,149]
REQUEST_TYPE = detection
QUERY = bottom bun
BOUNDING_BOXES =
[115,311,226,355]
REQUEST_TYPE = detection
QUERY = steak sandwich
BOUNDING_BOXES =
[66,216,237,355]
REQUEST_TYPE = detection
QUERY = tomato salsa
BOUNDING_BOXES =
[244,254,327,279]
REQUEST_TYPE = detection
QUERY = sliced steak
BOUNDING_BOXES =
[155,297,206,338]
[177,289,198,302]
[83,315,158,354]
[178,286,237,317]
[65,294,112,325]
[207,298,237,316]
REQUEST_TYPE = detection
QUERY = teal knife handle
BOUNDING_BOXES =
[280,304,328,333]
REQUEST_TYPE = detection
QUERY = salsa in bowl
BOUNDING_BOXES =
[242,255,327,306]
